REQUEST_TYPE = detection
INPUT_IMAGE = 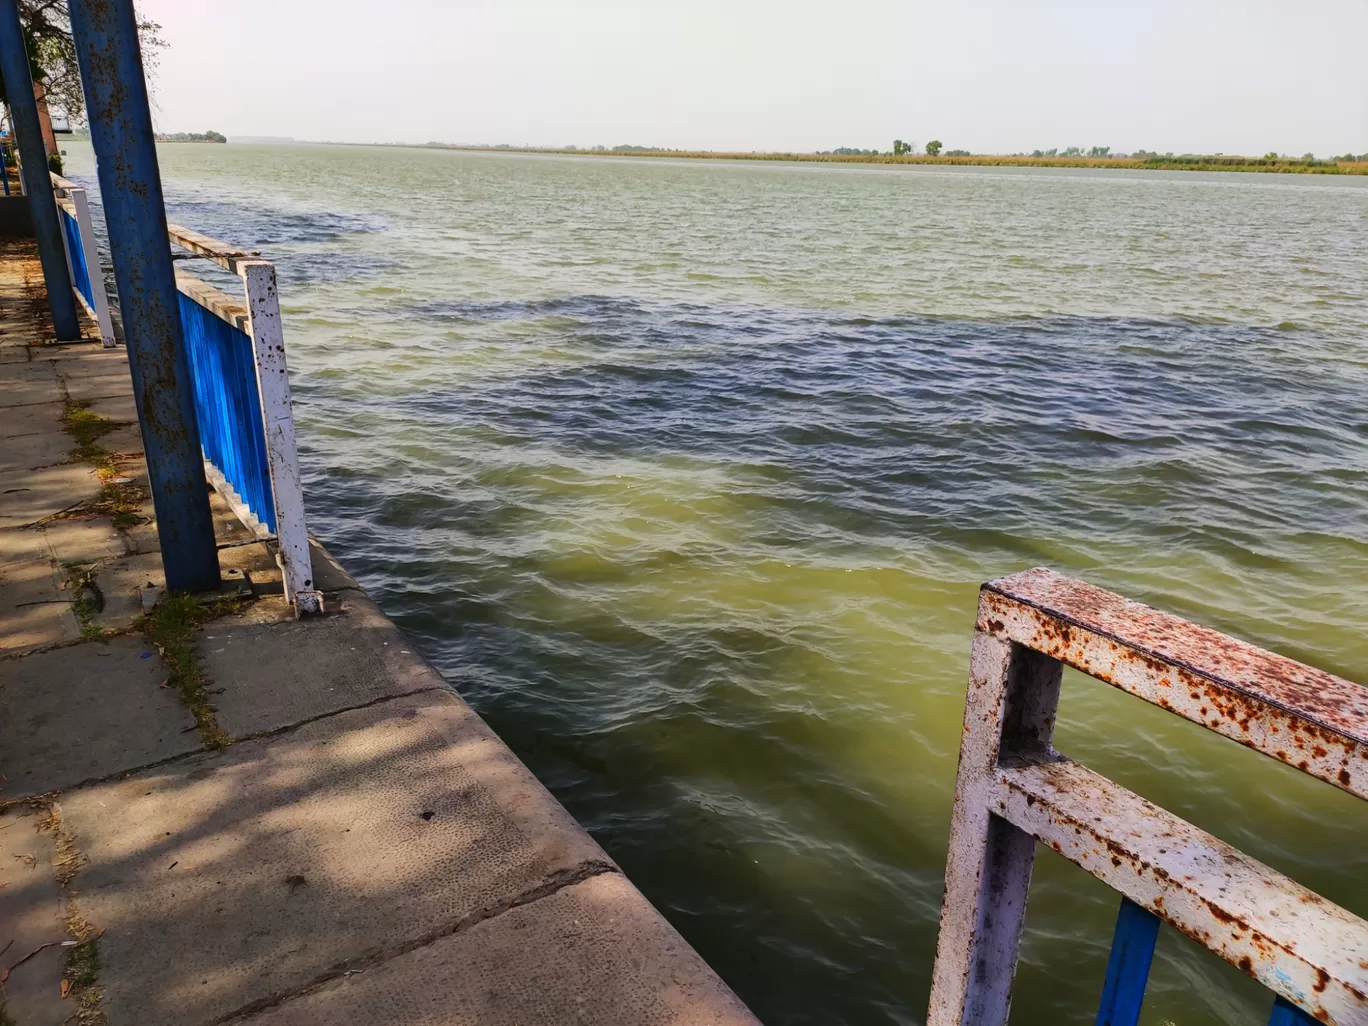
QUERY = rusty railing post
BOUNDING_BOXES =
[67,0,219,592]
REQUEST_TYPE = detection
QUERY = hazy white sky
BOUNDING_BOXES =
[140,0,1366,156]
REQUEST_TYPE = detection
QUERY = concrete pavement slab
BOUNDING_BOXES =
[0,463,101,526]
[0,429,71,473]
[52,368,132,404]
[0,636,201,800]
[1,359,60,380]
[42,518,125,566]
[0,380,61,408]
[205,589,441,738]
[0,525,49,566]
[0,600,75,655]
[59,688,614,1026]
[36,343,124,363]
[0,807,71,1026]
[241,870,759,1026]
[85,394,137,423]
[0,558,73,654]
[84,552,164,633]
[0,399,62,438]
[101,424,144,455]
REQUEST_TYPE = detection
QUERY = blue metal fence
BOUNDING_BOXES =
[57,204,97,312]
[177,291,277,534]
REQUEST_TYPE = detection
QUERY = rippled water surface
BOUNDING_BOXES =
[69,143,1368,1025]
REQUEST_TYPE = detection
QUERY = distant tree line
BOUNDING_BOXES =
[156,130,227,143]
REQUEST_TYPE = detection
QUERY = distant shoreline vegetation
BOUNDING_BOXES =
[154,130,227,144]
[413,142,1368,175]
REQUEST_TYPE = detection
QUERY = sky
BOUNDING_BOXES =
[139,0,1367,157]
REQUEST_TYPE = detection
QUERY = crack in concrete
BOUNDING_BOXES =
[206,859,623,1026]
[0,685,450,810]
[229,685,449,745]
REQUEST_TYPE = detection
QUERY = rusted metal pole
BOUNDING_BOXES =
[0,0,80,339]
[67,0,219,592]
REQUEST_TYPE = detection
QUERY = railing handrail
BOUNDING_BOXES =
[980,568,1368,797]
[929,569,1367,1026]
[166,222,260,272]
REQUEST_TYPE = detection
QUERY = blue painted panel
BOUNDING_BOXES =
[58,206,95,311]
[177,293,277,534]
[1267,996,1321,1026]
[1095,898,1161,1026]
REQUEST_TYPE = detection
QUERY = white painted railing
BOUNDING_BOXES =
[167,224,321,617]
[928,568,1366,1026]
[49,172,115,347]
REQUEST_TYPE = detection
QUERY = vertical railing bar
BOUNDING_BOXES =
[54,195,78,310]
[927,637,1064,1026]
[1095,898,1160,1026]
[239,260,321,616]
[70,186,116,346]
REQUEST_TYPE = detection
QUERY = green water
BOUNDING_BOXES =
[69,143,1368,1025]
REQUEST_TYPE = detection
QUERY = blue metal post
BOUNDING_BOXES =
[0,0,80,339]
[68,0,219,593]
[1268,996,1321,1026]
[1095,898,1161,1026]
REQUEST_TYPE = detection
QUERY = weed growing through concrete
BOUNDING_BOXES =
[62,397,120,469]
[62,561,106,641]
[139,593,248,750]
[53,396,145,528]
[33,804,108,1025]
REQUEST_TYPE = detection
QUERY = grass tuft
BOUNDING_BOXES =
[49,397,147,527]
[62,398,122,471]
[63,562,106,641]
[139,593,233,749]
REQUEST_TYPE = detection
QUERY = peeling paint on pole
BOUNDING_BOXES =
[67,0,218,592]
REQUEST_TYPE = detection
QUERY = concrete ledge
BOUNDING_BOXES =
[242,871,761,1026]
[59,688,621,1026]
[203,587,444,739]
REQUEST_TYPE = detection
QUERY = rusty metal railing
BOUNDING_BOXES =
[166,224,321,617]
[928,568,1368,1026]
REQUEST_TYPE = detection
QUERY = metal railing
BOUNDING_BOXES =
[167,223,321,616]
[50,172,116,347]
[928,568,1367,1026]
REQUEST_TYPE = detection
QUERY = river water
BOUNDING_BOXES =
[67,143,1368,1025]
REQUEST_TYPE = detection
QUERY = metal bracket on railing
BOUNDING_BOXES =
[927,568,1368,1026]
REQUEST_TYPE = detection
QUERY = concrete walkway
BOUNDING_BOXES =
[0,238,760,1026]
